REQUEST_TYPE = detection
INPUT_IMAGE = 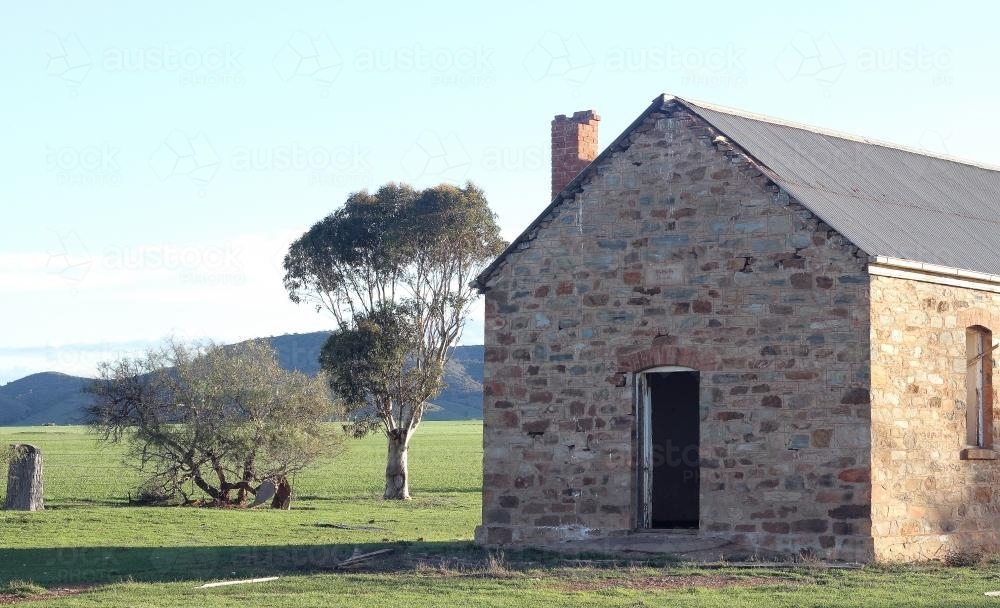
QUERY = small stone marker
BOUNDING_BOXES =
[4,444,44,511]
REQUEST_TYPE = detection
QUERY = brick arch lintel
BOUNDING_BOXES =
[959,310,1000,335]
[616,342,720,376]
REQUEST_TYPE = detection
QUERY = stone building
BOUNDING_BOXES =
[472,95,1000,562]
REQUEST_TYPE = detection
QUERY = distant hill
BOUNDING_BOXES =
[0,372,92,426]
[253,332,484,421]
[0,332,484,426]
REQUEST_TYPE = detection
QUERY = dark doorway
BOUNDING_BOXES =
[647,371,699,529]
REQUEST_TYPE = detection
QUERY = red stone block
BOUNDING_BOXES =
[483,382,505,396]
[837,468,870,483]
[529,391,553,404]
[716,411,745,421]
[522,420,551,435]
[761,396,782,408]
[498,411,519,429]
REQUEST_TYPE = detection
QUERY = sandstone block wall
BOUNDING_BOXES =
[479,105,874,561]
[870,275,1000,561]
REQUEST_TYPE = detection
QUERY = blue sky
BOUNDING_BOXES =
[2,1,998,383]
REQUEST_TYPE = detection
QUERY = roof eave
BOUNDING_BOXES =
[868,255,1000,285]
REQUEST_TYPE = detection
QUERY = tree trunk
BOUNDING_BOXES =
[209,454,230,505]
[236,456,255,505]
[384,430,410,499]
[5,444,43,511]
[192,474,221,501]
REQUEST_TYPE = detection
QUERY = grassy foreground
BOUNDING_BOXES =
[0,423,480,585]
[1,423,1000,606]
[11,565,1000,608]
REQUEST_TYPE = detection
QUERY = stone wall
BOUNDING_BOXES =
[478,104,874,561]
[870,275,1000,561]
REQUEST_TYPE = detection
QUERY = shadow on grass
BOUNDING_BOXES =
[294,488,480,500]
[0,542,658,587]
[45,499,129,508]
[0,542,484,586]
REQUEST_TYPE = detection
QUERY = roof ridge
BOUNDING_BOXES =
[474,94,1000,291]
[665,94,1000,173]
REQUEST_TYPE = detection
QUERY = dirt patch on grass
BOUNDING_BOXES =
[0,586,91,604]
[550,574,797,592]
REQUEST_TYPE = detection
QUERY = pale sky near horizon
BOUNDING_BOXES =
[2,1,999,383]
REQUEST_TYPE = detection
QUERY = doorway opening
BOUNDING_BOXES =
[637,367,700,529]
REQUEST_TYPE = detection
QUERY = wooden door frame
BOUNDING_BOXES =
[635,365,697,530]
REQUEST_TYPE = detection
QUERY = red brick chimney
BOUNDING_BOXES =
[551,110,600,200]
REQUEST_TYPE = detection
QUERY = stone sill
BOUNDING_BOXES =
[960,447,998,461]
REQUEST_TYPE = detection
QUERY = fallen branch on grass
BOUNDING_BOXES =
[198,577,279,589]
[335,548,395,569]
[314,523,388,531]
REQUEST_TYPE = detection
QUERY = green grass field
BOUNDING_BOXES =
[2,423,1000,607]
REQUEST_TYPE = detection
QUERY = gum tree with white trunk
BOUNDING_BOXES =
[283,183,505,499]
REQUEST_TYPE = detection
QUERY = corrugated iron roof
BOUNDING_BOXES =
[474,95,1000,290]
[681,97,1000,276]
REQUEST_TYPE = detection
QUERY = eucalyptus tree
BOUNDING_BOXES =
[284,183,505,499]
